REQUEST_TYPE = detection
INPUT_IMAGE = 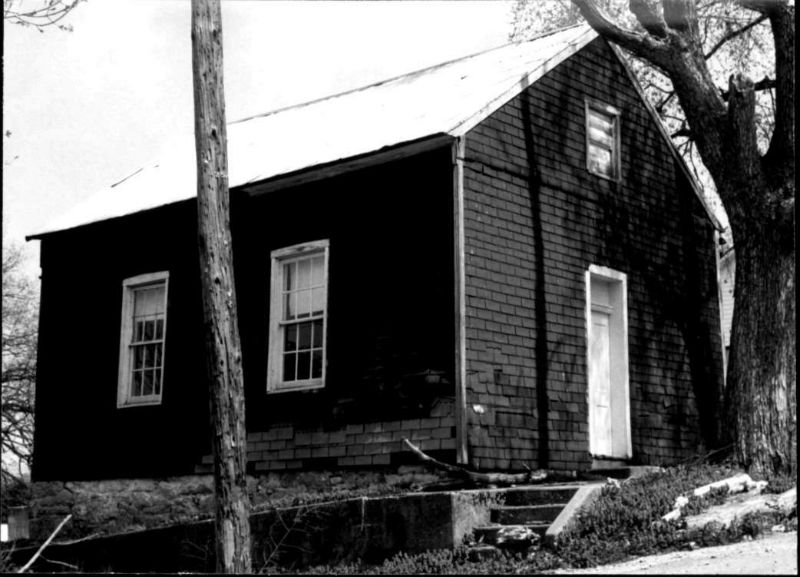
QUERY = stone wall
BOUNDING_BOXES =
[29,466,446,542]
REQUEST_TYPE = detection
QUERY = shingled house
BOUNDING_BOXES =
[28,26,725,482]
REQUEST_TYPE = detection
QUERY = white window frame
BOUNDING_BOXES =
[585,99,621,181]
[267,239,330,393]
[117,271,169,408]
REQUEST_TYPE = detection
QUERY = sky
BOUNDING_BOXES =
[3,0,516,276]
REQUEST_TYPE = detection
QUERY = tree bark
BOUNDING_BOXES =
[191,0,252,572]
[724,213,796,476]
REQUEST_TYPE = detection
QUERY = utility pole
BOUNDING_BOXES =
[190,0,252,572]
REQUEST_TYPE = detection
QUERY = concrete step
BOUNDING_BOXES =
[503,485,579,506]
[491,503,564,524]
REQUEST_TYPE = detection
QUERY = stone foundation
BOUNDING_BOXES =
[29,466,446,542]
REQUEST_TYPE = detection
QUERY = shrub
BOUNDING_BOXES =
[757,472,797,495]
[553,463,737,567]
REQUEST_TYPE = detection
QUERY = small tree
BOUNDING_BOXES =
[4,0,83,31]
[1,244,38,487]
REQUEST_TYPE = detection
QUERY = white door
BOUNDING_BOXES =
[586,267,631,460]
[589,308,613,456]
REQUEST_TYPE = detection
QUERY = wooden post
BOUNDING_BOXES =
[190,0,252,572]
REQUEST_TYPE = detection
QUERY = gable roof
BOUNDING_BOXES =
[29,25,597,238]
[29,24,719,238]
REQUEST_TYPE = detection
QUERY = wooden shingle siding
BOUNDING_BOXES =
[462,38,723,471]
[32,149,458,481]
[214,416,456,472]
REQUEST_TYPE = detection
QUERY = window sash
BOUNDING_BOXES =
[585,100,620,180]
[267,240,329,393]
[117,272,169,407]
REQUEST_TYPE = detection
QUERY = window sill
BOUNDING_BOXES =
[117,398,162,409]
[267,381,325,395]
[588,169,621,182]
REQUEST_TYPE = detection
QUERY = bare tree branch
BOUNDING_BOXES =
[571,0,671,66]
[4,0,82,31]
[704,13,768,59]
[765,4,794,166]
[663,0,700,39]
[720,76,776,100]
[630,0,669,38]
[737,0,789,15]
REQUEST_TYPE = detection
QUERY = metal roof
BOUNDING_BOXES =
[30,25,597,238]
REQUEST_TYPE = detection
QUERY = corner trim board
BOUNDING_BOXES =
[453,136,468,465]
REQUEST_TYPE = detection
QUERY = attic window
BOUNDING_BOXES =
[117,272,169,408]
[267,240,329,393]
[585,100,621,180]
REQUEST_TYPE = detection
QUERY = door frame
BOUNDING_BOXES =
[585,265,632,459]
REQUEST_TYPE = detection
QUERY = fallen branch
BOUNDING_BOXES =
[402,438,547,486]
[17,514,72,573]
[49,532,101,547]
[38,556,79,571]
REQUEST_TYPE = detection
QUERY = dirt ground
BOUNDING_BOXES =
[552,530,797,574]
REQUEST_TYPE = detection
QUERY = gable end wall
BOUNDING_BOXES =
[462,38,724,471]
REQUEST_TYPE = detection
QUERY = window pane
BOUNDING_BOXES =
[154,369,162,395]
[312,350,323,379]
[134,285,165,317]
[311,287,325,316]
[284,261,295,292]
[155,344,163,369]
[589,124,613,147]
[313,319,323,348]
[298,258,312,289]
[589,112,612,129]
[295,289,312,319]
[297,351,311,380]
[283,353,297,381]
[284,324,298,352]
[589,146,613,177]
[311,256,324,286]
[142,370,153,395]
[143,320,154,341]
[156,318,164,340]
[134,346,145,370]
[132,371,143,397]
[283,291,293,321]
[298,322,312,350]
[135,321,144,343]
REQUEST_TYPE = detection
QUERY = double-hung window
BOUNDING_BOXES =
[117,272,169,407]
[585,100,621,181]
[267,240,329,393]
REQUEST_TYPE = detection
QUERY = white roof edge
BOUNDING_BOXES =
[25,134,455,240]
[230,24,592,130]
[449,25,597,136]
[607,42,724,231]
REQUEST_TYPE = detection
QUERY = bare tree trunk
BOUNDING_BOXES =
[725,209,796,476]
[190,0,252,572]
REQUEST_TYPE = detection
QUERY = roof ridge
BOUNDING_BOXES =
[229,24,587,126]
